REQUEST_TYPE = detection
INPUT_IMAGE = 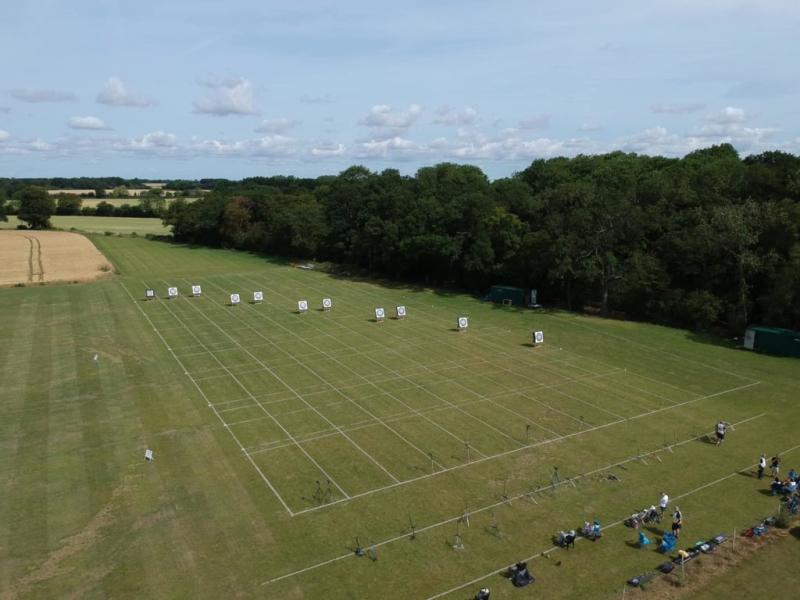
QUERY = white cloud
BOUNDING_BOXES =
[433,105,479,126]
[254,118,301,134]
[517,114,551,130]
[0,130,8,141]
[96,77,156,107]
[359,104,422,129]
[9,88,76,103]
[189,135,298,158]
[68,116,110,130]
[706,106,749,124]
[311,142,346,157]
[651,103,705,114]
[117,131,178,152]
[353,136,420,158]
[193,77,258,116]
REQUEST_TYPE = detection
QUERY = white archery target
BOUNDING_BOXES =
[230,293,241,305]
[396,305,406,318]
[167,287,178,298]
[375,307,385,320]
[145,288,155,299]
[457,316,469,330]
[533,330,544,345]
[191,285,202,296]
[253,291,264,303]
[298,300,308,312]
[322,298,332,309]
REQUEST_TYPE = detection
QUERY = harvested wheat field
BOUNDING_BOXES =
[0,230,113,286]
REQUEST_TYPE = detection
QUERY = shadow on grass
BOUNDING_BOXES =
[790,526,800,540]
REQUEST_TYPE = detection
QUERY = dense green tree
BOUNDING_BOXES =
[18,186,55,229]
[55,194,82,215]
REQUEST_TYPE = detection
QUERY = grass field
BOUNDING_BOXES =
[1,216,169,235]
[1,234,799,599]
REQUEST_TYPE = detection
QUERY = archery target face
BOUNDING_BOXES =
[322,298,332,309]
[191,285,202,296]
[458,316,469,329]
[145,289,155,299]
[533,330,544,344]
[396,305,406,317]
[298,300,308,312]
[253,291,264,302]
[230,293,240,305]
[167,287,178,298]
[375,307,385,320]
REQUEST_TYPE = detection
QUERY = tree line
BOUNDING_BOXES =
[160,145,800,333]
[3,144,798,332]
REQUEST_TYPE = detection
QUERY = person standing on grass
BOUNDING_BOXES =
[659,491,669,516]
[715,420,728,445]
[672,507,683,538]
[771,454,781,477]
[758,454,767,479]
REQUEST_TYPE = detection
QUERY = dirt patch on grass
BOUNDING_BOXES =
[0,230,113,287]
[628,521,797,598]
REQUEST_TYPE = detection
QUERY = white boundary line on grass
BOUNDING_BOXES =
[164,280,405,485]
[119,282,296,516]
[425,437,800,600]
[148,279,354,499]
[261,412,769,588]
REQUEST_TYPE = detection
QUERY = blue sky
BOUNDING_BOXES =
[1,0,798,179]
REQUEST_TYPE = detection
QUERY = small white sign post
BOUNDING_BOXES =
[191,285,202,297]
[298,300,308,313]
[144,448,154,461]
[230,293,241,306]
[375,307,385,322]
[167,287,178,299]
[457,316,469,331]
[145,288,155,300]
[322,298,332,311]
[533,330,544,345]
[253,291,264,304]
[396,305,406,319]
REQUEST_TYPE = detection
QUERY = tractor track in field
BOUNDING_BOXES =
[23,235,44,283]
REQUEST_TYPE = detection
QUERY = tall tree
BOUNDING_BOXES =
[18,186,55,229]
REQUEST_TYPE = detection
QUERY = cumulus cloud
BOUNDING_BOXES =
[96,77,156,107]
[254,118,301,134]
[517,114,551,130]
[9,88,76,103]
[193,77,258,116]
[359,104,422,130]
[706,106,749,124]
[651,103,705,114]
[353,136,420,159]
[68,116,110,130]
[189,135,298,157]
[118,131,178,152]
[311,142,346,157]
[433,105,479,126]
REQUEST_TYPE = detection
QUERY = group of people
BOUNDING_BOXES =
[756,453,783,480]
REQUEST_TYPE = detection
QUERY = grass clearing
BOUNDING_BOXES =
[1,235,799,598]
[1,216,169,235]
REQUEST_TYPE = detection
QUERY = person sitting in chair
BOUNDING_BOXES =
[771,477,784,496]
[475,587,491,600]
[591,520,602,539]
[511,562,534,587]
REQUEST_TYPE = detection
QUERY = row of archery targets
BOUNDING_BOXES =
[144,285,545,344]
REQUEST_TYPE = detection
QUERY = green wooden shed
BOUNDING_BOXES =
[743,326,800,358]
[488,285,527,306]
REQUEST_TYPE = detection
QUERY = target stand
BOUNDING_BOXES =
[395,305,406,319]
[457,316,469,331]
[144,288,155,300]
[253,291,263,304]
[322,298,332,311]
[167,286,178,300]
[532,330,544,346]
[191,285,202,297]
[229,293,241,306]
[297,300,309,314]
[374,307,385,322]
